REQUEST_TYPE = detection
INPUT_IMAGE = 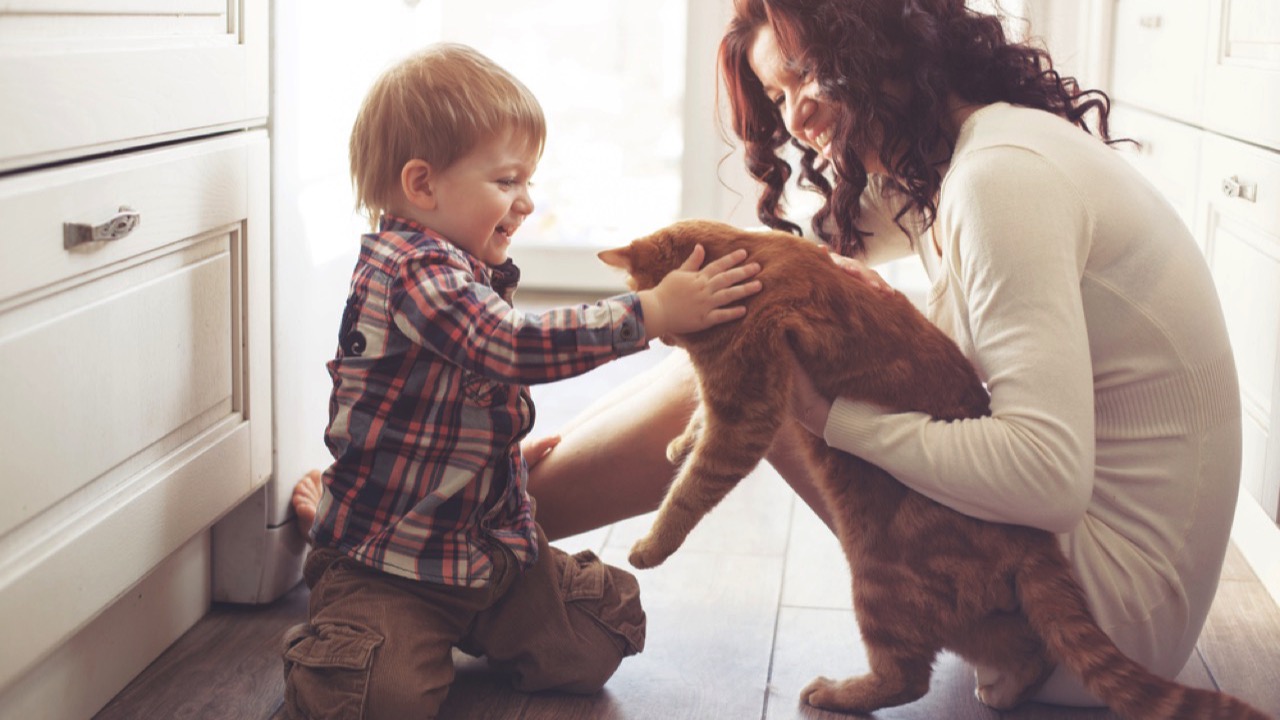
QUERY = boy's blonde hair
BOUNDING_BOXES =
[349,43,546,223]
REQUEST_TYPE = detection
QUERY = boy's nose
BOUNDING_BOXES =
[514,188,534,215]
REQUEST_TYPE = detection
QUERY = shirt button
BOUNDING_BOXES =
[621,325,635,340]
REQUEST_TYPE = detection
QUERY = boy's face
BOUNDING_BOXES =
[421,129,538,267]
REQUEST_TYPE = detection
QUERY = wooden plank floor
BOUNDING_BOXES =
[95,325,1280,720]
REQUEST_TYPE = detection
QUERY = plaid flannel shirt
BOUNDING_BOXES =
[313,215,648,586]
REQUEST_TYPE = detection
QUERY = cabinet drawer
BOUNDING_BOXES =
[1109,104,1203,238]
[0,132,272,690]
[0,0,267,172]
[1203,0,1280,149]
[0,132,270,535]
[0,134,261,304]
[1199,132,1280,438]
[1110,0,1210,124]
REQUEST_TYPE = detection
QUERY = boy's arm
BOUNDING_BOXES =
[392,253,648,385]
[394,247,759,385]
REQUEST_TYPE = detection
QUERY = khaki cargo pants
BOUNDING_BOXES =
[281,526,645,720]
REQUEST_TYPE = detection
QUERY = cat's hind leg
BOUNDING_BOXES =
[954,612,1055,710]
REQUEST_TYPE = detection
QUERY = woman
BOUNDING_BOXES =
[526,0,1243,709]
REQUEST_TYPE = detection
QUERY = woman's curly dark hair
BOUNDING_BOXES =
[719,0,1119,256]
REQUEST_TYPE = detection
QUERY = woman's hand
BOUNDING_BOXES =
[829,251,894,296]
[639,244,763,339]
[789,355,833,437]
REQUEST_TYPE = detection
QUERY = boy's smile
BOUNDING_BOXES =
[408,128,539,267]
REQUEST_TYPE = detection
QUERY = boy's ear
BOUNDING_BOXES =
[400,159,436,211]
[597,246,632,272]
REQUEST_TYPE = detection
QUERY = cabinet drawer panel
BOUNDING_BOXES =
[0,0,266,171]
[1210,223,1280,421]
[1242,413,1268,504]
[0,239,234,537]
[1110,0,1209,123]
[0,133,257,305]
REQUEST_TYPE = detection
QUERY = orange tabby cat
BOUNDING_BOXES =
[598,219,1269,720]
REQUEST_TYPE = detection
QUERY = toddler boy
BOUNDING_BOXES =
[281,43,761,720]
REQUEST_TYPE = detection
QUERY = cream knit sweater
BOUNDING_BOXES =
[827,102,1242,703]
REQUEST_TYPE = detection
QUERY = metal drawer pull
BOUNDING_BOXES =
[63,205,141,249]
[1221,176,1257,203]
[1138,14,1162,29]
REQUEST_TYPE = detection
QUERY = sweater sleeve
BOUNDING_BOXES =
[822,147,1096,533]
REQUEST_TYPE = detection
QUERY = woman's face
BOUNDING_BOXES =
[748,24,887,174]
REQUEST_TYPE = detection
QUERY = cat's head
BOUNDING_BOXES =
[598,219,744,290]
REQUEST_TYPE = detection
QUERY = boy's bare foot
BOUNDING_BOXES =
[292,470,323,540]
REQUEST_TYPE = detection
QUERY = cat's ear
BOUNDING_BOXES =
[597,246,633,272]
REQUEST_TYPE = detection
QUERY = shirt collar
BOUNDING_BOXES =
[376,215,522,298]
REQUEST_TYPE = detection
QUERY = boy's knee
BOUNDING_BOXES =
[563,549,647,655]
[282,622,384,719]
[531,642,625,694]
[283,621,451,720]
[509,550,646,693]
[364,676,449,720]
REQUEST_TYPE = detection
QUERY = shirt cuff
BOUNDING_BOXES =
[822,396,885,454]
[609,293,648,354]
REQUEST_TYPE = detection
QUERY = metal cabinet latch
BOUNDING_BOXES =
[1220,176,1257,203]
[64,205,141,249]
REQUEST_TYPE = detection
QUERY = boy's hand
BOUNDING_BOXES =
[639,244,762,339]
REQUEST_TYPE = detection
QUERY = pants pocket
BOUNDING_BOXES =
[282,622,383,720]
[558,549,647,655]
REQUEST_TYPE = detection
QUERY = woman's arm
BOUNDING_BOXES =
[818,148,1096,533]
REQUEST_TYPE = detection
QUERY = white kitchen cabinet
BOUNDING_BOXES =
[1102,0,1280,527]
[1065,0,1280,602]
[1198,133,1280,518]
[0,2,271,718]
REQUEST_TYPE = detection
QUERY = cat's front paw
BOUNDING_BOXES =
[628,535,674,569]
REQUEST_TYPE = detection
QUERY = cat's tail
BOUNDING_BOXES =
[1015,551,1272,720]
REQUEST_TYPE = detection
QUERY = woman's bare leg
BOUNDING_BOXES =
[529,349,836,540]
[766,422,835,531]
[528,351,699,540]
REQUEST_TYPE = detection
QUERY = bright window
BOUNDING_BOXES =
[439,1,688,250]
